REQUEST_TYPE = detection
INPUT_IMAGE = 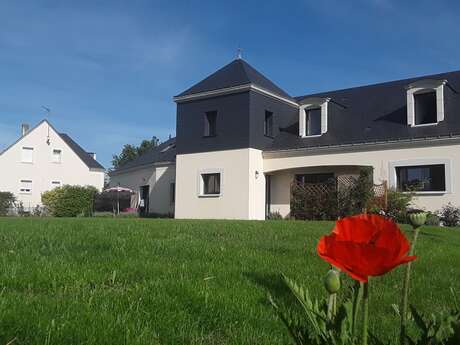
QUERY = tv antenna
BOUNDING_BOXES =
[236,47,242,60]
[41,105,51,144]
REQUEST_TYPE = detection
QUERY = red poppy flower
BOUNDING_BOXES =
[317,214,416,282]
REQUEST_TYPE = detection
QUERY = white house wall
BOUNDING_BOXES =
[264,142,460,214]
[0,122,104,208]
[175,148,265,220]
[109,164,175,215]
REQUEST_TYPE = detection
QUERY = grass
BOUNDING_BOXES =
[0,218,458,344]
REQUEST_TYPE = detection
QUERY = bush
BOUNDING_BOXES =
[267,211,283,220]
[385,189,414,223]
[425,212,441,226]
[42,185,98,217]
[0,192,15,216]
[438,203,460,227]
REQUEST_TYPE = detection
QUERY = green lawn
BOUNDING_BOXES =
[0,218,458,344]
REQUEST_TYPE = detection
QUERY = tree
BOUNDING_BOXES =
[111,136,160,169]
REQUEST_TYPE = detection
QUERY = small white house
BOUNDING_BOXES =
[0,120,105,210]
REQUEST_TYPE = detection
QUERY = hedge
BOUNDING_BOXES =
[42,185,98,217]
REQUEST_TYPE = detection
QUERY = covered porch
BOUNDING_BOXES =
[265,165,374,218]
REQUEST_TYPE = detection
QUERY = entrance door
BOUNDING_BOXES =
[265,175,271,218]
[139,185,150,217]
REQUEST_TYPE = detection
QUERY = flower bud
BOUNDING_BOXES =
[324,269,341,294]
[408,212,427,229]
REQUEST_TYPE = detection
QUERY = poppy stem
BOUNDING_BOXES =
[399,227,420,345]
[352,281,363,336]
[362,282,369,345]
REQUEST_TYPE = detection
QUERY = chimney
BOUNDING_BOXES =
[21,123,30,136]
[87,152,96,160]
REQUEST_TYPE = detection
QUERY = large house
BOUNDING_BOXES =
[0,120,105,210]
[109,58,460,219]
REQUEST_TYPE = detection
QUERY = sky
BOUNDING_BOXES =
[1,0,460,169]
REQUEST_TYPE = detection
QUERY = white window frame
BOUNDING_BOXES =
[388,158,452,195]
[52,148,62,163]
[197,169,223,197]
[19,179,33,194]
[299,97,330,137]
[21,147,34,163]
[406,79,446,127]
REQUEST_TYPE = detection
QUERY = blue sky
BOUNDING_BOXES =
[1,0,460,168]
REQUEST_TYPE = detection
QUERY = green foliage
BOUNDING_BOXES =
[111,137,160,169]
[438,203,460,227]
[270,275,358,345]
[384,189,414,223]
[41,185,98,217]
[267,211,283,220]
[405,305,460,345]
[425,212,441,226]
[0,191,15,216]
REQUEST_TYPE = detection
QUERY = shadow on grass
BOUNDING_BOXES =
[243,271,299,309]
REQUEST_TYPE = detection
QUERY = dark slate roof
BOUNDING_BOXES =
[110,137,176,174]
[269,70,460,151]
[176,58,293,100]
[58,133,105,170]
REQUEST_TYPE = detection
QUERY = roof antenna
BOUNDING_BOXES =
[41,106,51,144]
[236,47,242,60]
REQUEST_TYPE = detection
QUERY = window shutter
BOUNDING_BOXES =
[321,103,328,134]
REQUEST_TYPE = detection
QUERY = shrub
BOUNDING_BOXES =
[385,188,414,223]
[267,211,283,220]
[438,203,460,227]
[42,185,98,217]
[0,192,15,216]
[425,211,441,226]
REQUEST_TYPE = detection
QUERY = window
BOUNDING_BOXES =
[414,92,437,125]
[305,108,322,136]
[264,111,274,137]
[204,111,217,137]
[406,79,446,126]
[299,97,330,137]
[396,164,446,192]
[296,173,334,184]
[51,181,61,188]
[170,182,175,204]
[19,180,32,194]
[21,147,33,163]
[201,173,221,195]
[52,149,62,163]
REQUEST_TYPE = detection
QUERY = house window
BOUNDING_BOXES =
[396,164,446,192]
[305,108,322,136]
[264,111,274,137]
[19,180,32,194]
[52,149,62,163]
[204,111,217,137]
[51,181,61,188]
[299,97,330,137]
[296,173,334,184]
[406,79,446,126]
[201,173,221,196]
[21,147,34,163]
[170,182,175,204]
[414,92,437,125]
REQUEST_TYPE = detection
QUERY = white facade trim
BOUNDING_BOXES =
[173,84,299,108]
[299,97,330,137]
[388,158,453,194]
[406,79,447,126]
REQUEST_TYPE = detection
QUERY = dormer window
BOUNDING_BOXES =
[204,111,217,137]
[299,97,330,137]
[406,79,446,126]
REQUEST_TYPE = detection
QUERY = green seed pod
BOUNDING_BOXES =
[409,212,427,229]
[324,269,341,294]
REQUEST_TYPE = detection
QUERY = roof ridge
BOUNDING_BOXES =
[296,69,460,99]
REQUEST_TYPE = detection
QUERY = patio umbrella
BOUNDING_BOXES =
[103,186,134,215]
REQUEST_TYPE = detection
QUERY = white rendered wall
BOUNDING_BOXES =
[109,164,175,215]
[175,148,265,220]
[264,143,460,214]
[0,121,104,208]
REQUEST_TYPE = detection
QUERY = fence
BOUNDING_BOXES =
[290,175,388,220]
